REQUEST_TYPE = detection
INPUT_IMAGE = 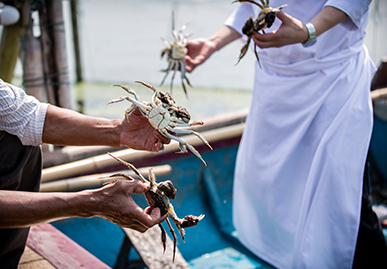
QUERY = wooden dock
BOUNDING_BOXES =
[19,223,110,268]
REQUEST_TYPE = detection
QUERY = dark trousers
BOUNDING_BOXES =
[0,131,42,268]
[353,158,387,268]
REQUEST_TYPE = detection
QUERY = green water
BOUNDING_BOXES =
[72,81,252,121]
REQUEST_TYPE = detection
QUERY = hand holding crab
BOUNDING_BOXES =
[108,81,212,165]
[160,11,192,98]
[233,0,287,65]
[104,153,204,263]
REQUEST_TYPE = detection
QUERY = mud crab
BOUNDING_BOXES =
[104,153,205,263]
[233,0,287,65]
[108,81,212,165]
[160,11,192,97]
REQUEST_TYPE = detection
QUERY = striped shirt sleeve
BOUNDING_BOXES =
[0,79,49,146]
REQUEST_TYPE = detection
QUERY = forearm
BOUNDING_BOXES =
[208,25,242,51]
[42,105,121,147]
[310,6,348,38]
[0,190,94,228]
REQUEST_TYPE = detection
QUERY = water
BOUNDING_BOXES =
[65,0,256,91]
[60,0,387,87]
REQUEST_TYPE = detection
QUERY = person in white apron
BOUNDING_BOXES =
[185,1,387,268]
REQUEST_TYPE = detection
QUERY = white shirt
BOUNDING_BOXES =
[226,1,374,268]
[0,79,49,146]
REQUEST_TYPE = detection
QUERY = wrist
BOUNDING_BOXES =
[111,119,123,147]
[208,36,222,52]
[75,189,101,218]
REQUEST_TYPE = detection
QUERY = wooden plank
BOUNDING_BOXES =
[371,87,387,101]
[122,225,190,269]
[19,246,55,268]
[26,223,110,268]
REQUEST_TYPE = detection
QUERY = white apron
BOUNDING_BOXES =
[226,1,375,268]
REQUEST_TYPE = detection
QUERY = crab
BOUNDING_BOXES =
[108,81,212,165]
[233,0,287,66]
[160,11,192,98]
[104,152,205,263]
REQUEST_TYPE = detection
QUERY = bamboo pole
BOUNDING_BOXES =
[38,0,71,108]
[0,22,19,82]
[41,123,245,182]
[47,0,71,108]
[70,0,83,83]
[19,1,47,102]
[38,2,56,105]
[371,87,387,101]
[40,164,172,192]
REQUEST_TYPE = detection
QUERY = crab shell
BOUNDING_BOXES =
[171,42,187,60]
[145,186,171,216]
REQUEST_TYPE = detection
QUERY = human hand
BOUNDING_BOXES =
[185,38,217,72]
[120,106,170,152]
[252,10,308,48]
[92,180,167,232]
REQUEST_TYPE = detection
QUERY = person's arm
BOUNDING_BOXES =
[185,25,241,72]
[251,6,348,48]
[0,180,166,232]
[42,105,169,152]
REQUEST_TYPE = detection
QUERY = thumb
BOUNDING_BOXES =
[275,10,292,24]
[147,207,168,223]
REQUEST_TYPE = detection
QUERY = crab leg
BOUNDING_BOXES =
[112,84,141,100]
[148,168,156,185]
[180,60,189,98]
[165,218,177,263]
[107,96,133,105]
[107,153,149,183]
[180,61,192,89]
[169,128,213,151]
[167,205,186,242]
[160,61,174,87]
[170,62,179,93]
[100,173,136,185]
[168,118,204,128]
[233,0,264,9]
[254,44,262,68]
[171,11,177,40]
[109,85,151,116]
[162,131,207,166]
[135,81,157,93]
[161,37,171,49]
[158,223,167,254]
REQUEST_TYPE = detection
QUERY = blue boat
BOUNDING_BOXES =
[40,75,387,268]
[40,109,276,268]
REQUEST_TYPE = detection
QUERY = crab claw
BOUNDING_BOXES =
[180,214,205,228]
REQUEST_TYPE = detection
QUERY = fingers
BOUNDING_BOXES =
[150,130,170,152]
[252,31,278,48]
[145,207,168,223]
[129,207,168,233]
[275,10,291,24]
[111,179,150,194]
[154,130,170,144]
[252,10,307,48]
